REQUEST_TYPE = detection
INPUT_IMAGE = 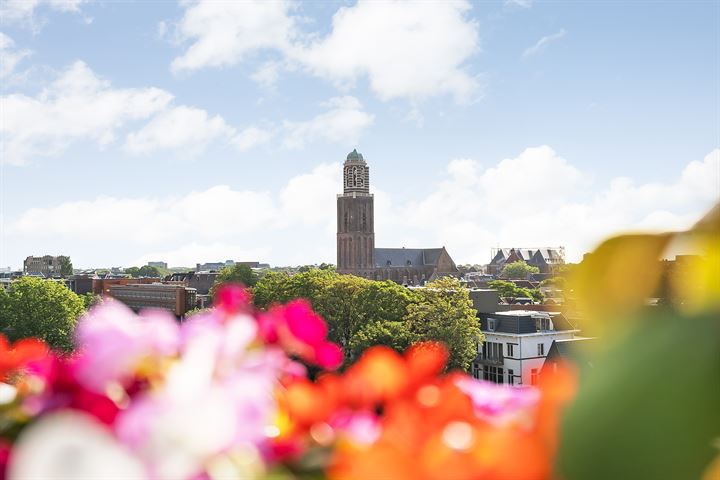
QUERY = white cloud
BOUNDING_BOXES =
[523,29,567,58]
[232,126,273,152]
[9,148,717,268]
[170,0,296,73]
[169,0,481,102]
[279,163,341,228]
[0,0,87,26]
[393,147,719,264]
[7,163,341,267]
[292,0,480,102]
[0,33,31,78]
[283,96,374,149]
[2,60,331,164]
[125,105,236,155]
[1,61,172,165]
[250,61,282,89]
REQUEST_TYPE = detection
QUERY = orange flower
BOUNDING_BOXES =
[0,334,48,381]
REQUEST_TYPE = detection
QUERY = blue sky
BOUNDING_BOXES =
[1,0,718,269]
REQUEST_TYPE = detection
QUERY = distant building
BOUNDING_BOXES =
[165,271,219,295]
[23,255,70,277]
[336,149,459,285]
[92,277,159,296]
[68,275,95,295]
[107,283,197,317]
[147,261,168,269]
[473,310,579,386]
[488,248,565,275]
[195,261,260,272]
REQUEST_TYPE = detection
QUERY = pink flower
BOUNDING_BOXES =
[330,410,381,445]
[454,377,540,424]
[283,300,327,346]
[314,342,343,370]
[74,301,180,393]
[257,300,343,370]
[214,284,252,314]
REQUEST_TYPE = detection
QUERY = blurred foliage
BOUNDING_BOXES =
[557,203,720,480]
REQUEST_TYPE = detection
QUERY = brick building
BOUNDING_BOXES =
[336,149,459,285]
[23,255,70,277]
[107,283,197,317]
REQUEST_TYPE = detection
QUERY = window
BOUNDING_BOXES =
[507,343,515,357]
[537,343,545,356]
[536,317,550,331]
[481,342,504,362]
[530,368,538,385]
[508,369,515,385]
[488,318,496,331]
[483,366,504,384]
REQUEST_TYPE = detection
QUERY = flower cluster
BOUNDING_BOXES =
[0,285,575,479]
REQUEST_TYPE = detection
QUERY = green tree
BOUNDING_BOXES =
[58,256,73,276]
[405,277,482,371]
[348,321,417,359]
[81,292,103,310]
[488,279,533,300]
[124,266,139,277]
[208,264,261,300]
[125,265,162,278]
[138,265,162,277]
[1,277,84,352]
[253,269,417,362]
[500,261,539,279]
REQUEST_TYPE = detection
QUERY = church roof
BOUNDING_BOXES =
[346,149,365,162]
[374,248,444,267]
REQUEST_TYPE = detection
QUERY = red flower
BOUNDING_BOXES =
[0,334,48,382]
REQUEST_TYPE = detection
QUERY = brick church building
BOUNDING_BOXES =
[336,149,459,285]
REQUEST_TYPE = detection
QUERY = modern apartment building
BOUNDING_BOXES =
[473,310,579,386]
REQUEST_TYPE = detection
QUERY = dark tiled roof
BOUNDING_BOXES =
[374,248,444,268]
[548,337,597,362]
[478,312,537,334]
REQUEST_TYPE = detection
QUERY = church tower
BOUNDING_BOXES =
[337,149,375,277]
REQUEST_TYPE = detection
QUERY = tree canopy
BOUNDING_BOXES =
[209,264,261,300]
[500,261,539,279]
[125,265,163,278]
[405,277,482,371]
[487,279,544,303]
[0,277,84,352]
[58,256,73,276]
[253,270,482,371]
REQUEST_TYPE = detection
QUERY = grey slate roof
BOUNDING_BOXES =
[478,312,538,334]
[374,248,444,268]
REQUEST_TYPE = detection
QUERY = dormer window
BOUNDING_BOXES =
[488,318,496,331]
[536,317,551,331]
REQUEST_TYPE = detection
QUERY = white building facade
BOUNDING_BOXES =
[473,310,578,386]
